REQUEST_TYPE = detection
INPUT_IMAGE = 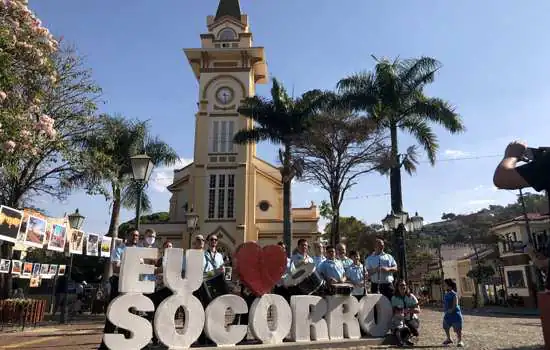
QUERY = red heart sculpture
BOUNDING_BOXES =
[234,242,287,296]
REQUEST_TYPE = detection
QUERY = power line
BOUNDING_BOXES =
[150,153,502,181]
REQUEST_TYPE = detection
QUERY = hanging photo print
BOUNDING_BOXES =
[69,229,85,254]
[40,263,50,278]
[47,223,67,252]
[58,264,66,276]
[86,233,99,256]
[0,206,23,243]
[22,262,33,278]
[24,216,47,248]
[11,260,22,275]
[30,276,40,288]
[0,259,10,274]
[32,263,41,278]
[48,264,58,277]
[100,236,112,258]
[44,217,67,247]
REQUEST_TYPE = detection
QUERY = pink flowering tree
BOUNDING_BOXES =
[0,0,60,163]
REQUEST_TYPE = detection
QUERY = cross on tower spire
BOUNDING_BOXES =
[215,0,241,22]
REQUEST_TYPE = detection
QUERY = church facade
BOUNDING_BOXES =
[142,0,320,255]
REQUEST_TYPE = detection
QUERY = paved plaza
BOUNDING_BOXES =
[0,309,544,349]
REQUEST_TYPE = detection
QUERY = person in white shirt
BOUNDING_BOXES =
[204,234,224,276]
[366,239,398,300]
[291,239,314,268]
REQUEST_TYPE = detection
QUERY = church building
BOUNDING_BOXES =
[142,0,320,255]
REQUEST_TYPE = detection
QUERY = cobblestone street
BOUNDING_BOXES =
[0,309,544,349]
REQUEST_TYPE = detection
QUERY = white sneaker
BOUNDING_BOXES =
[457,341,464,347]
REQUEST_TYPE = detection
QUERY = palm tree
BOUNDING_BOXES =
[233,78,321,256]
[73,115,178,243]
[338,56,465,212]
[337,56,465,279]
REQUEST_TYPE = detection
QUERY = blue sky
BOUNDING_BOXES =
[28,0,550,234]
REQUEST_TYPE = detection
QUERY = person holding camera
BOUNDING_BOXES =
[493,140,550,290]
[493,140,550,191]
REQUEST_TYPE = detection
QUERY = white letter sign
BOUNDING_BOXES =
[205,294,248,346]
[290,295,329,342]
[249,294,292,344]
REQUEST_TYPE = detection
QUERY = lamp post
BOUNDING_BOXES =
[130,153,154,233]
[382,211,423,282]
[61,208,85,324]
[186,209,199,249]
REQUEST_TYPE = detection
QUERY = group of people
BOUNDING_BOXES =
[97,228,465,349]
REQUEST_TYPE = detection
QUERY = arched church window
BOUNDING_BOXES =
[218,28,237,41]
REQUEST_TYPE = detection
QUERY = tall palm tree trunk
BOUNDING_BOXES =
[330,191,340,246]
[105,184,121,278]
[282,145,293,257]
[389,121,403,213]
[389,120,407,279]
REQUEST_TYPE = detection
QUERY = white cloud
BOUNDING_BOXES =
[150,158,193,193]
[467,199,495,206]
[444,149,470,159]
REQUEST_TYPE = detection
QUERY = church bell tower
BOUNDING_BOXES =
[182,0,268,248]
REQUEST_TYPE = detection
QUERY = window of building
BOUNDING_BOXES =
[507,270,526,288]
[211,120,235,154]
[218,28,237,41]
[207,174,235,219]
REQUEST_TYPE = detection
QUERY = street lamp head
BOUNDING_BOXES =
[382,211,400,231]
[130,154,154,182]
[68,208,85,230]
[409,211,424,232]
[185,210,199,232]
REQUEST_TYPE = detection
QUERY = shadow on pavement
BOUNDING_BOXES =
[497,346,545,350]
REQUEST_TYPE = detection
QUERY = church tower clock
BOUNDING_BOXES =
[182,0,268,249]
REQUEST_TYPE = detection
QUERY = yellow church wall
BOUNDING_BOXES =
[254,171,282,220]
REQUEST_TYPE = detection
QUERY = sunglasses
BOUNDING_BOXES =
[210,238,218,242]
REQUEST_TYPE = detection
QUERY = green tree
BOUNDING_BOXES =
[0,44,102,207]
[295,104,388,246]
[73,115,178,245]
[323,216,384,256]
[337,56,465,214]
[118,211,170,236]
[233,78,322,255]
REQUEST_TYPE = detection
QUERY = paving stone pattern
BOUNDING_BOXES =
[0,309,545,349]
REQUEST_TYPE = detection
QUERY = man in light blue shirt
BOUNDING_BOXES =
[366,239,397,300]
[337,243,353,269]
[312,242,326,268]
[139,229,159,283]
[182,234,206,274]
[345,251,366,297]
[318,245,346,284]
[291,239,314,268]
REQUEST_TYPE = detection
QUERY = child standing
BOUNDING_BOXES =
[442,278,464,347]
[345,251,367,299]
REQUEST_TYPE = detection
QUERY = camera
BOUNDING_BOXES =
[522,147,550,163]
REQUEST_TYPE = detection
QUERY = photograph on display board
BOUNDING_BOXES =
[47,223,67,252]
[0,259,10,274]
[32,263,41,277]
[22,262,33,278]
[68,229,85,254]
[86,233,99,256]
[100,236,112,258]
[11,260,22,275]
[0,206,23,243]
[17,211,30,242]
[48,264,58,276]
[58,264,66,276]
[113,238,124,254]
[24,216,47,248]
[39,263,50,278]
[30,277,40,288]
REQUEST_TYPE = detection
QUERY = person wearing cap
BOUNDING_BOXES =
[182,234,206,274]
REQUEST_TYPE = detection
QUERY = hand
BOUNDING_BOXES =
[329,278,338,284]
[380,266,389,272]
[504,140,527,159]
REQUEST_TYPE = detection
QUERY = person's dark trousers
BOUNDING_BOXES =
[98,276,130,350]
[370,282,395,323]
[370,282,395,300]
[144,287,173,346]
